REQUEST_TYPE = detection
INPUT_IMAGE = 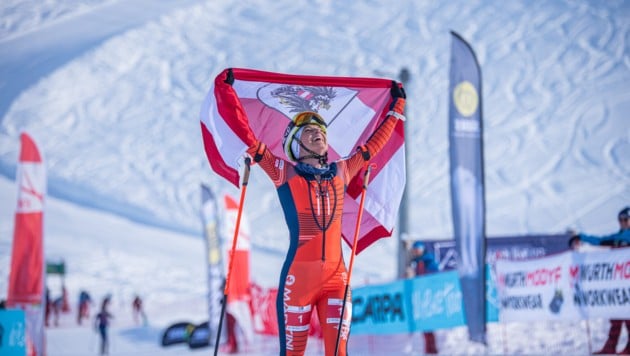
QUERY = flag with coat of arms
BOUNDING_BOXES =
[200,68,406,254]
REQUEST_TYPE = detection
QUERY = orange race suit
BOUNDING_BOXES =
[246,110,401,356]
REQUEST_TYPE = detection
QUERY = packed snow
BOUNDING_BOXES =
[0,0,628,355]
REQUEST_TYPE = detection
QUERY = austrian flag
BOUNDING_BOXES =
[200,68,406,253]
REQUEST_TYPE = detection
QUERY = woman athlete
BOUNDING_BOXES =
[243,82,406,356]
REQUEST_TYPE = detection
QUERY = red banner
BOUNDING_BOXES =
[250,283,322,338]
[223,194,254,343]
[7,132,46,356]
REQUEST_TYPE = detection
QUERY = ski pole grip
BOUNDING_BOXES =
[242,157,252,186]
[363,164,373,189]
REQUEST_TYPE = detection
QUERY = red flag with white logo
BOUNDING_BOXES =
[200,68,405,253]
[7,132,46,356]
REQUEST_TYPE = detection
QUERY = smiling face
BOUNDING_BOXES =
[299,123,328,158]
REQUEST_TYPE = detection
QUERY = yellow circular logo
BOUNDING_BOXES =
[453,81,478,117]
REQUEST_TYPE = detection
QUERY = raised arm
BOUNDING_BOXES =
[579,229,630,247]
[344,80,406,179]
[247,142,288,187]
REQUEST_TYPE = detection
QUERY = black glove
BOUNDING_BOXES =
[391,80,406,99]
[389,81,406,115]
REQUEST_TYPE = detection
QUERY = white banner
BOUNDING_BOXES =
[571,248,630,319]
[496,248,630,322]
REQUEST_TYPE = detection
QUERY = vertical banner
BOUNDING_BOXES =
[7,132,46,356]
[448,31,487,344]
[201,184,226,346]
[222,194,255,344]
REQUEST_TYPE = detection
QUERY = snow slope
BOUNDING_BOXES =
[0,0,628,354]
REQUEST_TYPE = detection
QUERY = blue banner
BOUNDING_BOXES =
[423,233,571,271]
[351,279,410,335]
[408,271,466,331]
[351,269,499,335]
[448,30,487,344]
[0,309,27,356]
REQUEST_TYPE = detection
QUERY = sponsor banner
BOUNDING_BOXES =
[350,249,628,335]
[351,279,409,334]
[351,270,496,335]
[496,249,630,322]
[200,185,225,346]
[8,132,46,356]
[448,31,486,343]
[0,309,27,356]
[408,271,466,332]
[426,234,570,271]
[497,252,573,322]
[249,283,322,338]
[222,194,255,343]
[250,283,279,335]
[570,249,630,319]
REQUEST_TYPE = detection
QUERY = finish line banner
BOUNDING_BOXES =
[496,249,630,322]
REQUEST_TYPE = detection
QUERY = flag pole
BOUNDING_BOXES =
[213,157,251,356]
[334,163,373,356]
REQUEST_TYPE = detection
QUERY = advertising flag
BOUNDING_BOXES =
[222,194,255,344]
[7,132,46,356]
[496,249,630,322]
[200,68,406,253]
[201,184,225,346]
[448,31,487,344]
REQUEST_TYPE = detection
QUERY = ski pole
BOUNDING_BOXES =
[334,163,373,356]
[213,157,252,356]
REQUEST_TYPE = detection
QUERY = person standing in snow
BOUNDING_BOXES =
[571,206,630,355]
[132,295,146,326]
[94,296,114,355]
[77,290,93,325]
[407,241,440,354]
[233,81,406,356]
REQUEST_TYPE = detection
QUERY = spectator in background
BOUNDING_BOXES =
[77,290,93,325]
[571,206,630,355]
[51,294,63,326]
[61,284,70,313]
[132,295,147,326]
[94,296,114,355]
[45,287,51,327]
[407,241,440,354]
[567,233,581,251]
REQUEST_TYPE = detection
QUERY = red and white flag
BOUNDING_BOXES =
[200,68,406,253]
[7,132,46,356]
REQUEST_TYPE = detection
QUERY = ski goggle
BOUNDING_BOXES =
[292,111,327,132]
